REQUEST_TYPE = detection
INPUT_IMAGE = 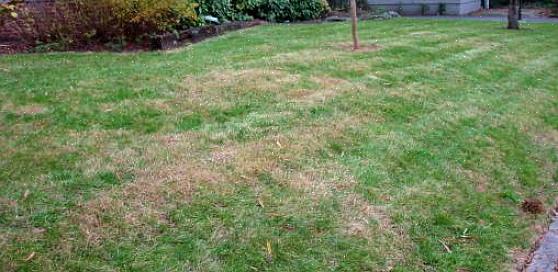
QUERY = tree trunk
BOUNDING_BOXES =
[508,0,520,29]
[350,0,360,50]
[519,0,523,20]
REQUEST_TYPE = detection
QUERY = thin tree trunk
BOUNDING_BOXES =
[508,0,520,29]
[518,0,522,20]
[350,0,360,50]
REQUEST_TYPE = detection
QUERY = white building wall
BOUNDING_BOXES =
[367,0,481,15]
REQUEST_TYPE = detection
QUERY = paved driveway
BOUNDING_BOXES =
[407,15,558,23]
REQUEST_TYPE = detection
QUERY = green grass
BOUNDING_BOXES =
[1,19,558,271]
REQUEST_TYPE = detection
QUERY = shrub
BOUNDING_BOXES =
[3,0,328,50]
[76,0,199,38]
[438,3,446,15]
[198,0,252,21]
[0,1,23,40]
[552,0,558,17]
[420,4,429,15]
[235,0,329,22]
[0,0,19,20]
[199,0,234,20]
[3,0,199,48]
[0,1,83,46]
[291,0,330,20]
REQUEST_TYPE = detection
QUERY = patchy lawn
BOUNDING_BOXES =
[1,19,557,271]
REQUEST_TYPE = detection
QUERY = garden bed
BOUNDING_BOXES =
[0,20,267,54]
[150,20,266,50]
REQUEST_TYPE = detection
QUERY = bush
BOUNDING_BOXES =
[198,0,253,21]
[76,0,199,38]
[552,0,558,17]
[291,0,330,20]
[2,0,328,50]
[235,0,329,22]
[438,3,447,15]
[0,0,19,20]
[3,0,199,48]
[0,1,83,46]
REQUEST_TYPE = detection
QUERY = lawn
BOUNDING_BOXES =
[1,18,557,271]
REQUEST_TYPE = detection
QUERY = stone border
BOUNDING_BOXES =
[150,20,267,50]
[525,202,558,272]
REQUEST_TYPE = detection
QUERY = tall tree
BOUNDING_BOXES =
[508,0,520,29]
[349,0,360,50]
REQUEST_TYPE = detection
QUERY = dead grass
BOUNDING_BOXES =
[458,168,490,193]
[73,131,220,244]
[182,68,299,103]
[269,49,334,65]
[76,161,226,245]
[284,76,352,104]
[409,31,436,36]
[215,114,363,175]
[342,193,392,238]
[2,103,46,115]
[340,192,411,269]
[333,43,381,53]
[510,248,531,272]
[534,130,558,149]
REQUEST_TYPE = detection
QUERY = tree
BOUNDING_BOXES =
[508,0,520,29]
[349,0,360,50]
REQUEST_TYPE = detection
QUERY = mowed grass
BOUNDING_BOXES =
[1,18,558,271]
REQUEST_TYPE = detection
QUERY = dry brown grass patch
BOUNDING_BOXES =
[276,163,357,198]
[74,132,224,245]
[217,115,363,175]
[459,168,489,193]
[285,76,352,104]
[76,162,226,245]
[182,68,299,104]
[409,31,435,36]
[340,193,411,269]
[534,130,558,149]
[334,43,381,53]
[2,102,46,115]
[509,248,531,271]
[269,49,334,65]
[341,193,392,238]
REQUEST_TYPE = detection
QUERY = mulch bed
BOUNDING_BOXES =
[0,20,267,55]
[0,42,30,54]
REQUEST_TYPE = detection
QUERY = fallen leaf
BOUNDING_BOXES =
[22,190,30,200]
[32,228,46,234]
[265,240,273,262]
[256,197,265,208]
[438,239,452,253]
[24,252,35,262]
[283,224,295,232]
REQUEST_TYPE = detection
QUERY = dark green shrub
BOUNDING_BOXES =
[552,0,558,17]
[326,0,367,10]
[199,0,329,22]
[420,3,429,15]
[438,3,446,15]
[199,0,238,21]
[291,0,330,20]
[253,0,293,22]
[234,0,329,22]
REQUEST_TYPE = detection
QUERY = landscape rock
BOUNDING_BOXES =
[204,15,220,25]
[387,11,401,17]
[358,11,401,21]
[325,15,350,22]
